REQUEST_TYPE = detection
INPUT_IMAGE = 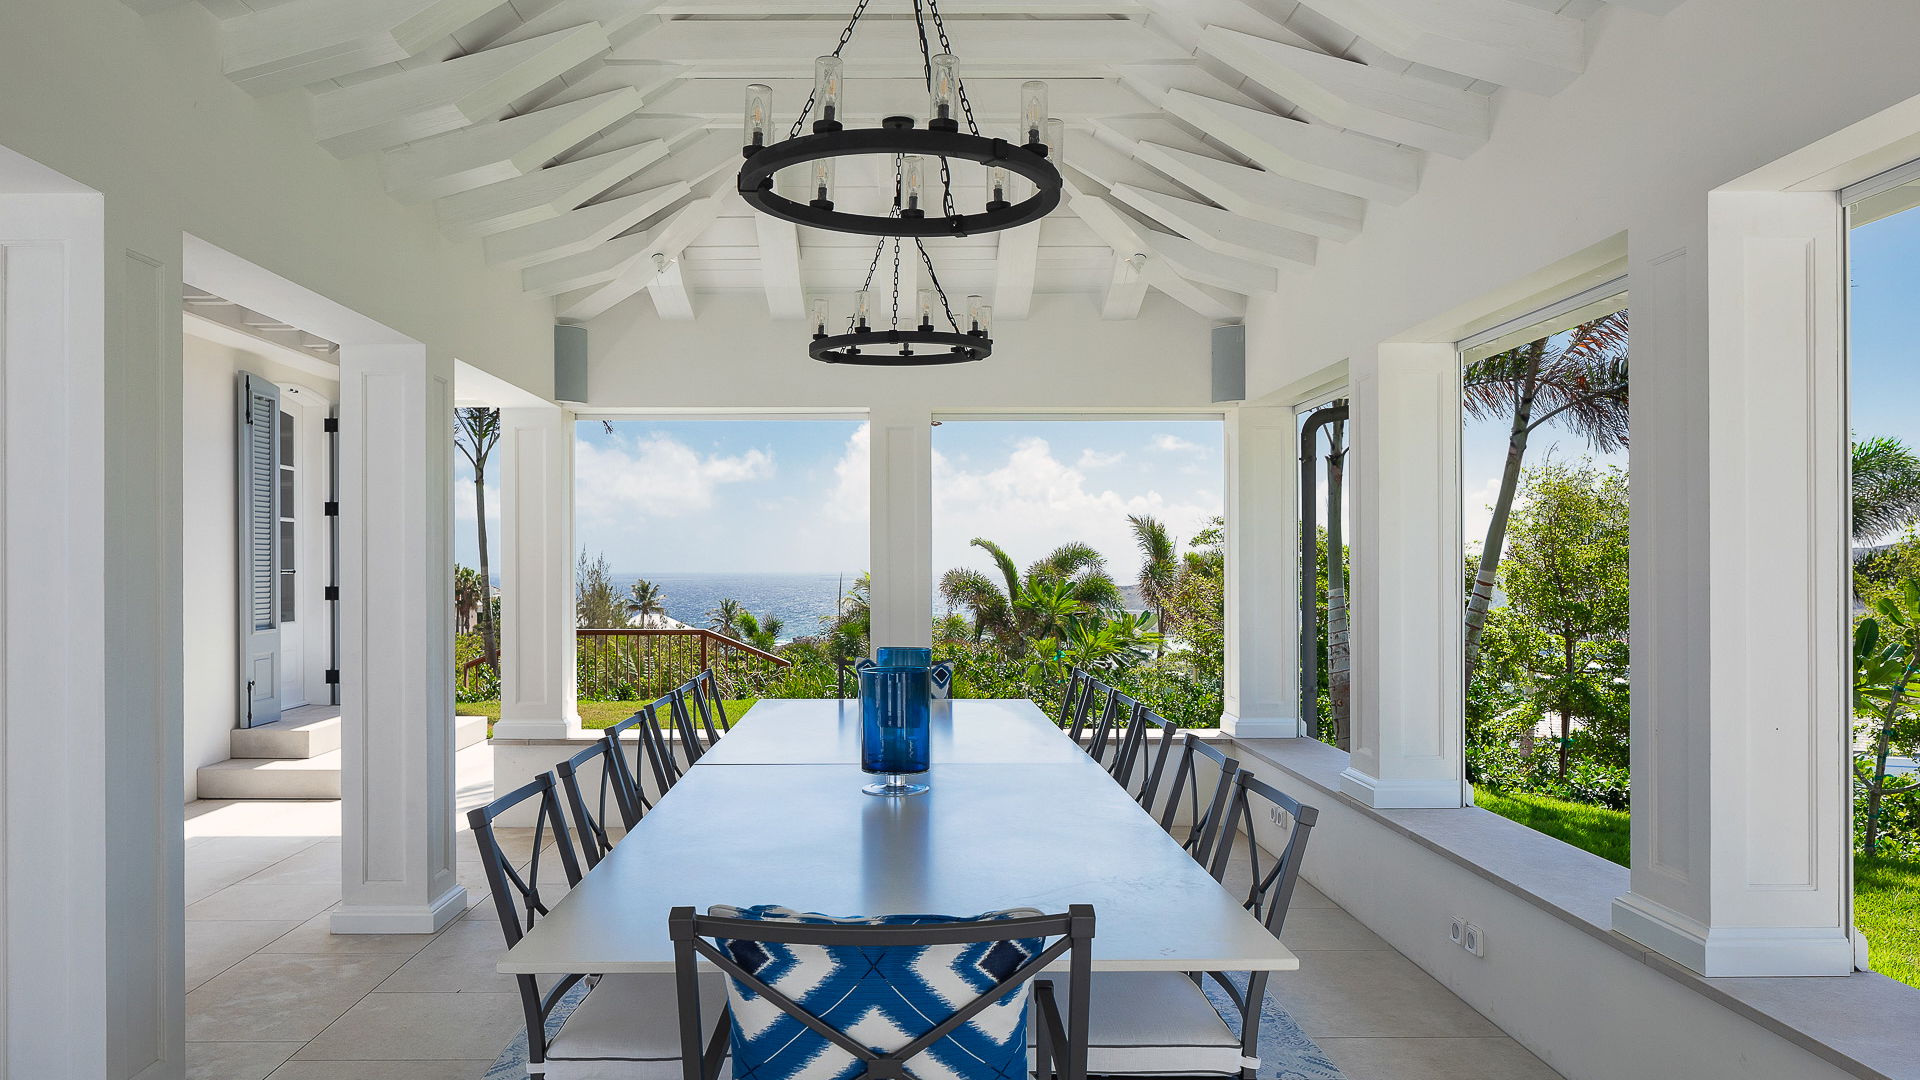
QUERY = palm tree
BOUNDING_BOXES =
[454,565,486,633]
[1128,514,1177,655]
[454,408,501,667]
[1462,312,1630,685]
[1852,436,1920,543]
[626,578,668,628]
[707,597,746,640]
[735,611,785,652]
[938,538,1121,655]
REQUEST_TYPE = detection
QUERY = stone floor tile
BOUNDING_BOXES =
[1278,906,1392,952]
[187,919,304,992]
[373,914,515,993]
[1317,1035,1564,1080]
[293,991,523,1060]
[187,882,343,923]
[261,911,438,957]
[267,1060,493,1080]
[186,953,408,1042]
[244,842,343,886]
[1266,951,1503,1039]
[186,1040,304,1080]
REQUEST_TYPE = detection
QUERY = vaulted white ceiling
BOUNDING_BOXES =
[131,0,1677,323]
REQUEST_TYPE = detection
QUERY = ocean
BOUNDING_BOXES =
[611,571,857,642]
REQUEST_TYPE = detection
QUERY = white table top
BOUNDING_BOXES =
[697,697,1090,765]
[500,700,1296,975]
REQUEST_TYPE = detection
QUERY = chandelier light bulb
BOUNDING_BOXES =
[854,289,873,331]
[917,288,937,329]
[1045,118,1066,157]
[813,57,844,130]
[987,165,1010,209]
[967,295,992,336]
[1020,81,1049,148]
[810,157,835,209]
[930,54,960,131]
[902,155,926,216]
[811,297,831,337]
[743,83,773,152]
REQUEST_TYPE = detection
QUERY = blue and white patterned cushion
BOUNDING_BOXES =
[929,661,954,700]
[706,905,1045,1080]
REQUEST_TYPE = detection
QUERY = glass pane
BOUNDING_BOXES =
[281,410,295,468]
[280,571,296,623]
[279,467,294,518]
[280,520,295,571]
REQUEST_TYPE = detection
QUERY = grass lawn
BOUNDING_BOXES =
[1474,785,1920,989]
[461,699,757,730]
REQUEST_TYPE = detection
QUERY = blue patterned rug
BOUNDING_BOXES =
[486,976,1345,1079]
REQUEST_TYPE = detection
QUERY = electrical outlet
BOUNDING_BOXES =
[1269,805,1292,827]
[1449,916,1465,945]
[1463,923,1485,957]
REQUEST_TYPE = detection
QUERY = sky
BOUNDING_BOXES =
[1848,189,1920,474]
[455,417,1224,582]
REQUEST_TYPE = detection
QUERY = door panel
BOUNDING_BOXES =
[239,372,282,727]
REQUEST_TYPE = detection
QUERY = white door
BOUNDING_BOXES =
[238,371,282,727]
[277,403,305,710]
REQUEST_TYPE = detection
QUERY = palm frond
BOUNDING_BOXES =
[1853,436,1920,541]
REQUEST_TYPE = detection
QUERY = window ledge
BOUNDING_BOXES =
[1230,736,1920,1080]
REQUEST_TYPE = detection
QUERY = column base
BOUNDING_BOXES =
[1219,711,1304,739]
[489,713,584,741]
[1338,767,1468,809]
[331,884,468,935]
[1611,892,1854,977]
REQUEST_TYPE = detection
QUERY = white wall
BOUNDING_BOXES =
[180,329,339,801]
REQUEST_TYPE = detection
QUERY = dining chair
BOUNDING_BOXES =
[1159,732,1242,869]
[671,903,1095,1080]
[469,774,723,1079]
[1055,667,1088,729]
[688,669,729,741]
[1087,687,1140,774]
[553,740,637,871]
[1066,674,1111,753]
[1120,705,1181,817]
[1054,770,1319,1079]
[662,689,708,765]
[606,703,679,805]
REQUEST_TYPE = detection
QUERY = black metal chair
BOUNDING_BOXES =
[1087,686,1140,774]
[1068,770,1320,1079]
[553,740,637,870]
[1056,666,1088,729]
[664,687,709,764]
[1118,704,1181,816]
[689,668,730,739]
[671,905,1096,1080]
[1066,674,1111,752]
[1159,732,1242,870]
[606,703,679,807]
[469,775,723,1079]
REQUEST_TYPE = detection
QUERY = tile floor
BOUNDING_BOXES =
[184,744,1565,1080]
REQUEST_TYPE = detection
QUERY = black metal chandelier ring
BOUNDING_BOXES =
[740,124,1061,239]
[811,327,992,366]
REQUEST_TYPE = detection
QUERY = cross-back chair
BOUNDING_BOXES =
[606,702,679,807]
[1067,674,1112,753]
[1158,732,1242,870]
[664,687,709,764]
[1087,686,1141,774]
[1056,667,1088,729]
[687,669,729,742]
[1118,704,1181,815]
[553,739,636,871]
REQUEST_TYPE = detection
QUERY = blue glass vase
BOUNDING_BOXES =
[859,665,931,797]
[875,646,933,669]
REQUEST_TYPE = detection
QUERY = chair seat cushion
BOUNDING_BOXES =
[708,904,1045,1080]
[1028,971,1241,1077]
[542,971,726,1080]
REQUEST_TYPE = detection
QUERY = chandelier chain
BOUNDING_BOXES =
[789,0,872,139]
[924,0,981,137]
[916,240,960,331]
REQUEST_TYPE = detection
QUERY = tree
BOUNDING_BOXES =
[1129,514,1177,655]
[707,598,747,640]
[454,408,502,667]
[627,578,668,628]
[937,538,1121,656]
[454,564,486,633]
[1499,461,1630,780]
[735,610,785,652]
[1852,436,1920,543]
[1462,313,1630,685]
[575,551,624,628]
[1852,579,1920,855]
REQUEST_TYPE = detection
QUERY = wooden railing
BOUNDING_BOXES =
[575,628,791,701]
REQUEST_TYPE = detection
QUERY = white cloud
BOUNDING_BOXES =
[1077,448,1125,469]
[933,436,1220,588]
[1462,475,1504,549]
[574,432,773,523]
[1152,433,1202,453]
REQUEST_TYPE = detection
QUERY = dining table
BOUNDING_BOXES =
[498,697,1299,976]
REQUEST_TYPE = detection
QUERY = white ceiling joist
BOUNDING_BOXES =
[752,214,806,319]
[639,76,1160,123]
[485,0,666,49]
[1064,136,1197,202]
[1099,252,1149,320]
[311,24,611,157]
[1110,184,1316,268]
[436,140,666,237]
[993,222,1042,320]
[1143,229,1276,295]
[599,130,740,202]
[1160,89,1419,205]
[1069,189,1247,319]
[219,0,510,94]
[647,256,697,319]
[561,113,706,162]
[610,21,1188,76]
[553,194,727,319]
[1201,27,1491,158]
[649,0,1144,12]
[379,87,639,201]
[1131,141,1365,241]
[484,182,691,269]
[1298,0,1586,95]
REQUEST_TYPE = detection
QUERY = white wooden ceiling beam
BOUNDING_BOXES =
[1064,135,1195,201]
[753,215,805,320]
[610,21,1187,76]
[484,181,690,269]
[1131,140,1364,241]
[1110,183,1316,267]
[1298,0,1586,94]
[650,0,1144,12]
[646,255,697,319]
[1161,89,1419,205]
[486,0,666,48]
[598,130,740,202]
[638,76,1156,123]
[436,140,666,237]
[993,222,1041,320]
[547,194,726,317]
[1201,27,1491,158]
[312,24,611,157]
[1068,184,1247,318]
[1099,252,1149,320]
[379,87,639,201]
[219,0,512,94]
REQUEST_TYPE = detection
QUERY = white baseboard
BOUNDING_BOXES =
[1611,892,1855,977]
[489,714,583,741]
[330,885,468,935]
[1337,767,1468,808]
[1219,711,1304,739]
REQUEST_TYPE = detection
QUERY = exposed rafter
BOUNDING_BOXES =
[218,0,509,94]
[484,182,690,269]
[1130,141,1363,241]
[436,140,666,237]
[1160,89,1420,205]
[1110,184,1316,268]
[550,193,726,319]
[753,215,806,320]
[994,222,1042,320]
[379,87,640,201]
[1100,252,1149,320]
[1069,184,1248,320]
[1201,27,1492,158]
[1296,0,1586,95]
[647,255,697,319]
[610,21,1188,76]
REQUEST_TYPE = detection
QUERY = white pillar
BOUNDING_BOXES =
[333,343,467,934]
[868,404,933,652]
[491,405,581,741]
[1221,405,1302,738]
[1610,194,1854,976]
[1341,342,1467,808]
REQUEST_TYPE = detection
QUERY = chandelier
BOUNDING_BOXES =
[735,0,1064,239]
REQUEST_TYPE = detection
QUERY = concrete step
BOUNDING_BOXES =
[200,714,489,801]
[230,705,341,760]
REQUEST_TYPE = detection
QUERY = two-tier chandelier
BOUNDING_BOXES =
[736,0,1064,365]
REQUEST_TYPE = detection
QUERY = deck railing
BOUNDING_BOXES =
[575,628,792,701]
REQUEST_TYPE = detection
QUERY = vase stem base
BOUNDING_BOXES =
[863,773,930,797]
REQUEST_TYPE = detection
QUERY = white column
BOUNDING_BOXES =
[1610,194,1854,976]
[333,343,467,934]
[1221,405,1302,738]
[491,405,581,741]
[1341,342,1467,808]
[868,404,933,652]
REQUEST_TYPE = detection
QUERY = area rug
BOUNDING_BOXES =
[485,976,1346,1080]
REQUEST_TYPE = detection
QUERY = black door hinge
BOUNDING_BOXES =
[323,501,339,516]
[324,669,340,685]
[323,417,339,433]
[324,585,339,601]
